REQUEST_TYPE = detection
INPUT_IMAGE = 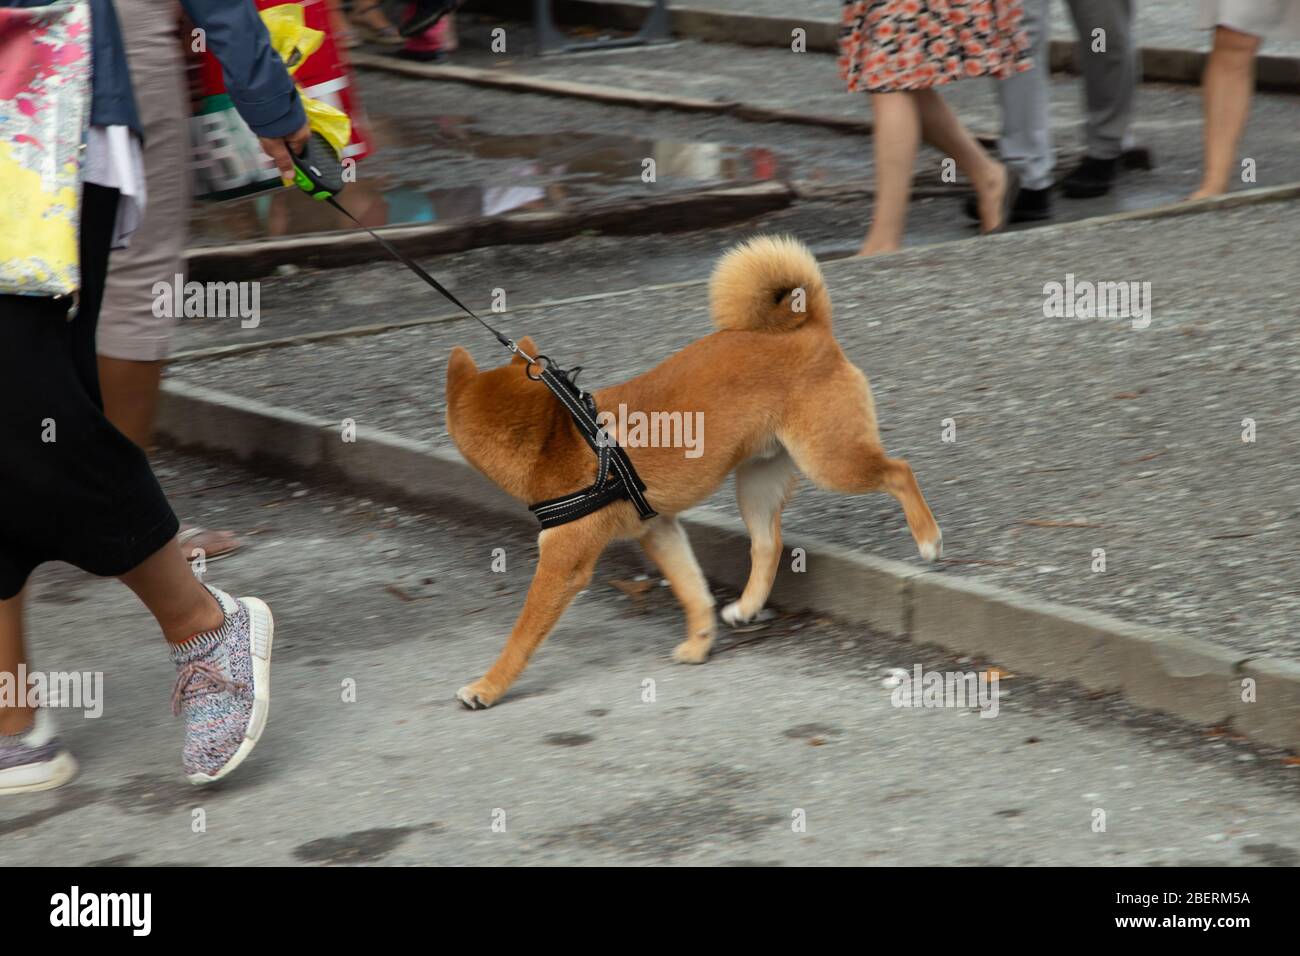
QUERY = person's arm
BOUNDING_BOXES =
[180,0,310,182]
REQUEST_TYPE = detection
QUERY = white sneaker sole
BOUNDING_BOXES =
[188,597,274,786]
[0,751,78,795]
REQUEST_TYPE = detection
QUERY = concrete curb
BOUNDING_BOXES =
[478,0,1300,92]
[156,381,1299,752]
[351,52,875,134]
[188,181,792,282]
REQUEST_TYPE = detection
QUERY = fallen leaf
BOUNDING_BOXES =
[1121,449,1167,465]
[609,578,654,597]
[385,584,415,603]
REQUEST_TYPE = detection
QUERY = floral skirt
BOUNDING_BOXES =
[839,0,1032,93]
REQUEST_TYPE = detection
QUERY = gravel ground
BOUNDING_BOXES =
[177,197,975,352]
[169,200,1300,663]
[573,0,1300,58]
[4,451,1298,865]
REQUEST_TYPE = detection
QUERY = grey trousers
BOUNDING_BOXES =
[997,0,1138,190]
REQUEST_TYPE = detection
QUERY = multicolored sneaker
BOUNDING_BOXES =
[0,708,78,795]
[169,587,274,785]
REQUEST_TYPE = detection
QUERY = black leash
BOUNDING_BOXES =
[292,136,655,527]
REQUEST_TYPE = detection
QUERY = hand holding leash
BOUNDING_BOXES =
[259,122,313,188]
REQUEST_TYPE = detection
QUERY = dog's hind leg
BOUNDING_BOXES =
[639,516,717,664]
[784,423,942,562]
[721,448,799,626]
[457,518,610,709]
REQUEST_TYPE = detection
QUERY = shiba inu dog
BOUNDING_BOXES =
[445,236,941,708]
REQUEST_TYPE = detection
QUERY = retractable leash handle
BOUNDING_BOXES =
[290,132,345,200]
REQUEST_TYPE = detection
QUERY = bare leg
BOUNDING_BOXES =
[721,450,798,626]
[0,537,220,737]
[97,356,164,449]
[0,590,33,735]
[457,518,610,709]
[859,91,921,256]
[914,88,1009,231]
[118,539,225,644]
[640,516,717,664]
[1191,26,1262,199]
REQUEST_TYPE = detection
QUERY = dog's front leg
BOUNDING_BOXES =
[639,516,716,664]
[457,522,605,709]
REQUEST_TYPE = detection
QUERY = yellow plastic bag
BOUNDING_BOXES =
[260,4,352,157]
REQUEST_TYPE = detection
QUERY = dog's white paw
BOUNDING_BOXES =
[721,600,755,626]
[918,530,943,563]
[456,682,498,710]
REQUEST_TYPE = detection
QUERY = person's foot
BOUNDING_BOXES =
[170,586,274,786]
[0,709,77,795]
[178,525,241,564]
[399,0,461,38]
[977,163,1020,234]
[855,238,901,257]
[964,185,1053,223]
[395,46,449,63]
[1061,155,1120,198]
[350,3,405,46]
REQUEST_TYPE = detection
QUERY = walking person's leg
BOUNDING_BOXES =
[991,0,1055,217]
[913,90,1014,233]
[859,92,922,256]
[1191,25,1262,199]
[0,586,77,792]
[1,184,275,793]
[1061,0,1138,197]
[97,0,240,562]
[0,591,33,736]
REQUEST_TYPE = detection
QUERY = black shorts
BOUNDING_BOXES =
[0,184,179,599]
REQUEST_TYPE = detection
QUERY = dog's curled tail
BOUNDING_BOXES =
[709,235,831,333]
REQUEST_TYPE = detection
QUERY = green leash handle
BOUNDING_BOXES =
[290,132,345,200]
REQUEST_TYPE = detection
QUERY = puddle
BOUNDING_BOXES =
[190,115,791,244]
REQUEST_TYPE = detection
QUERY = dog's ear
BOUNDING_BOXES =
[447,346,479,399]
[511,335,539,365]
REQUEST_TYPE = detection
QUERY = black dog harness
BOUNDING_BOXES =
[522,358,656,529]
[324,196,657,529]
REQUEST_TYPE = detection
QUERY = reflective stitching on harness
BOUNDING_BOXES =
[526,368,656,529]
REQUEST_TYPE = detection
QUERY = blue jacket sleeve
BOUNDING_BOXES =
[180,0,307,138]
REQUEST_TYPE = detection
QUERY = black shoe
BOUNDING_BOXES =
[394,46,448,63]
[1061,155,1119,198]
[962,185,1053,224]
[399,0,461,38]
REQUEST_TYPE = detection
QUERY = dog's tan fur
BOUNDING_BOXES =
[446,236,941,708]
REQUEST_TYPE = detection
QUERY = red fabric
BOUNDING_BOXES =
[838,0,1032,92]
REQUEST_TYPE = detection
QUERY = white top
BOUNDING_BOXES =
[1200,0,1300,40]
[82,125,148,248]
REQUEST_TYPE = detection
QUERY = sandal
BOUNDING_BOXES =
[178,525,242,564]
